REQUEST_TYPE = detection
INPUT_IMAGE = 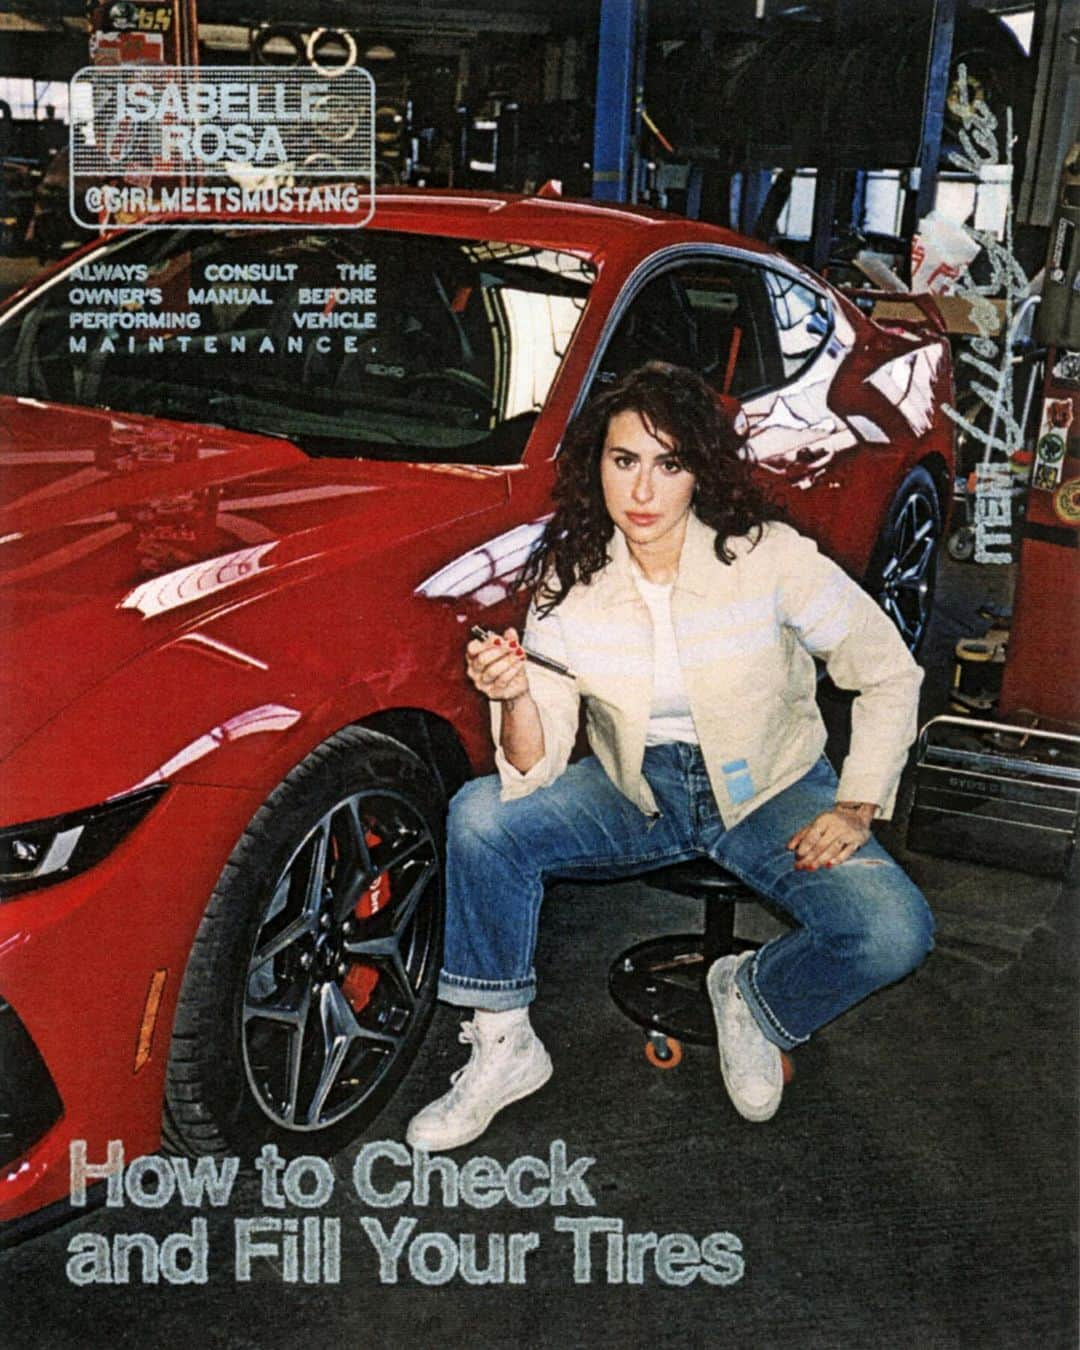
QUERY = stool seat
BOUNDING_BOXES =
[608,858,760,1048]
[635,858,753,898]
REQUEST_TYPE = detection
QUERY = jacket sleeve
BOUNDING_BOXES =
[774,527,923,820]
[490,598,581,800]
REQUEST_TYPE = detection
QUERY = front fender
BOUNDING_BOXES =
[0,580,491,827]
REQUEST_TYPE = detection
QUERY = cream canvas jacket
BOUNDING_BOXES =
[492,513,923,825]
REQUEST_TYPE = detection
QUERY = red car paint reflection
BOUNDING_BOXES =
[0,190,953,1236]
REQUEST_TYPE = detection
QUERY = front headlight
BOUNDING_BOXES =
[0,785,167,899]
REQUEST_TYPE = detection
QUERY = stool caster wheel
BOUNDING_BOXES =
[781,1052,794,1085]
[644,1031,683,1070]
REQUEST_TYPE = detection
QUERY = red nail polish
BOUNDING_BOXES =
[494,638,502,646]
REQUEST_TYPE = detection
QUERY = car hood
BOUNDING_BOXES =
[0,397,507,768]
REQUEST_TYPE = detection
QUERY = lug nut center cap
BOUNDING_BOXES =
[314,933,340,972]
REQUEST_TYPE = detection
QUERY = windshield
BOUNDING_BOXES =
[0,227,595,465]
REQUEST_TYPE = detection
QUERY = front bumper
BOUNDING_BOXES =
[0,997,63,1171]
[0,781,262,1234]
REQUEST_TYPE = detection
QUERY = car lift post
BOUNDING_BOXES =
[899,0,956,263]
[591,0,647,204]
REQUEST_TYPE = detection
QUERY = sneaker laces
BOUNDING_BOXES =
[460,1016,519,1048]
[446,1017,516,1088]
[447,1020,481,1088]
[729,988,780,1084]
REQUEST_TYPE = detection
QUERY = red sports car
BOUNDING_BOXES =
[0,189,953,1238]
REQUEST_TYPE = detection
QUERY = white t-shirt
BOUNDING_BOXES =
[631,570,700,746]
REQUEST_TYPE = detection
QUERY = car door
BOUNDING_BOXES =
[674,258,871,560]
[590,252,883,574]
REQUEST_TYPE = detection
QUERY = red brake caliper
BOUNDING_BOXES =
[341,827,389,1013]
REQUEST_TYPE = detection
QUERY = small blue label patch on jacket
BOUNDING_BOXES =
[722,759,755,804]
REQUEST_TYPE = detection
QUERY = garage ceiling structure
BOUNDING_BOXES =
[0,0,1036,77]
[0,0,598,80]
[0,0,1063,268]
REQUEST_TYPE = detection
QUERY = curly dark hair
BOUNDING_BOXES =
[522,362,777,615]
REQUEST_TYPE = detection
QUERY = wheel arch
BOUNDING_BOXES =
[354,706,475,807]
[863,458,945,657]
[915,449,954,520]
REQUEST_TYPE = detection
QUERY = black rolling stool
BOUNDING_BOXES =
[608,858,793,1080]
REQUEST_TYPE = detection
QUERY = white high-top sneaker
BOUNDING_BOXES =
[406,1011,553,1151]
[707,952,783,1122]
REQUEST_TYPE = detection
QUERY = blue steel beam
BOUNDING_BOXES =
[914,0,958,220]
[592,0,645,202]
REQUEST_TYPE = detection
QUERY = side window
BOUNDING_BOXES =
[762,271,832,382]
[675,260,775,398]
[592,273,694,389]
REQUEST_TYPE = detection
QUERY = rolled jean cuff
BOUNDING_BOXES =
[438,969,536,1012]
[735,954,806,1052]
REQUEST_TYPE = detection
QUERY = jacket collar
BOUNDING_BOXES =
[672,511,719,598]
[579,511,718,611]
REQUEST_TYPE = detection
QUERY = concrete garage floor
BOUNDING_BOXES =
[1,565,1077,1346]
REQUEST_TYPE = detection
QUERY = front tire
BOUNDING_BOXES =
[164,727,445,1158]
[865,465,942,656]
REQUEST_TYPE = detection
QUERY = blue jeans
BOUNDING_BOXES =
[438,745,934,1049]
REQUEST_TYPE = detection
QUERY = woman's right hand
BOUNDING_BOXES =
[466,627,529,704]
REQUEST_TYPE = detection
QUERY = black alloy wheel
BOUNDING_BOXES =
[865,465,943,656]
[164,727,445,1158]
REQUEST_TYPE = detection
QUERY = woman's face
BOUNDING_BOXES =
[600,409,697,553]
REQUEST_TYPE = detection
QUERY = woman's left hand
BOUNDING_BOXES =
[787,802,876,870]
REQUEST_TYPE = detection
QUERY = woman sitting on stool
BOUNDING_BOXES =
[407,362,934,1149]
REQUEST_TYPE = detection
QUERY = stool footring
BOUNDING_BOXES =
[608,933,760,1046]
